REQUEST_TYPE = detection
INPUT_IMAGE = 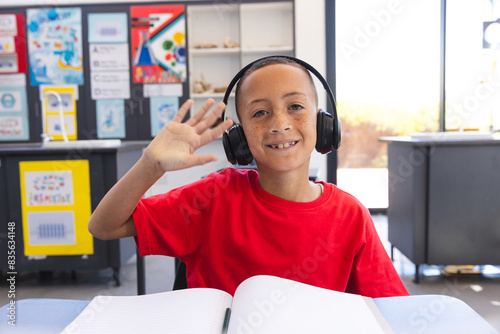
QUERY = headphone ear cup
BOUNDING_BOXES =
[223,124,254,165]
[222,130,237,165]
[334,115,341,150]
[315,110,341,153]
[315,110,334,154]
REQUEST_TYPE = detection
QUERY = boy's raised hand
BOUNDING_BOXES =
[143,98,233,173]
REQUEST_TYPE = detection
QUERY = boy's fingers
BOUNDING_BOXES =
[183,154,218,169]
[199,118,233,145]
[194,154,218,166]
[209,101,227,122]
[193,102,227,134]
[186,99,215,126]
[172,99,194,123]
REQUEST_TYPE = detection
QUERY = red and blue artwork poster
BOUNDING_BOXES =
[0,13,28,74]
[130,5,186,84]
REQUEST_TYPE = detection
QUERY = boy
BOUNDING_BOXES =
[88,57,408,298]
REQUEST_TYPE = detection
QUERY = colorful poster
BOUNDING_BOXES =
[130,5,186,84]
[0,74,29,141]
[27,8,83,85]
[150,96,178,136]
[0,13,28,74]
[41,85,78,140]
[19,160,93,256]
[88,13,127,44]
[96,99,125,138]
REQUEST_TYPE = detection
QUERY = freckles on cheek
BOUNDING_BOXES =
[298,118,311,126]
[298,118,316,131]
[243,125,261,148]
[246,124,264,136]
[294,114,315,126]
[301,118,317,141]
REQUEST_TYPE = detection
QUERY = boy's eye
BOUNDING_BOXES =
[289,104,303,110]
[252,110,267,118]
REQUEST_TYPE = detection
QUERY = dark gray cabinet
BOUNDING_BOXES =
[383,137,500,281]
[0,142,146,282]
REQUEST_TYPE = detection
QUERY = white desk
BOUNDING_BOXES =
[1,295,498,333]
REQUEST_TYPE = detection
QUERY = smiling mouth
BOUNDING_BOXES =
[268,141,298,149]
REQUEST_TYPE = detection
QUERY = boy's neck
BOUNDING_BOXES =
[256,163,321,202]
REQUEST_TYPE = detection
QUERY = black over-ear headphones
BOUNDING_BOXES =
[222,55,341,166]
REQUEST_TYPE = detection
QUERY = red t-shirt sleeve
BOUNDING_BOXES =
[345,212,409,297]
[132,174,216,258]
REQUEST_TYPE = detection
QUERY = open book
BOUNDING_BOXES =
[62,275,393,334]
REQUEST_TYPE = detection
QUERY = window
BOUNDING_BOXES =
[445,0,500,132]
[335,0,440,209]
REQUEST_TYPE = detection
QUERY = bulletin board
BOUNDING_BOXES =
[0,3,192,143]
[19,160,93,256]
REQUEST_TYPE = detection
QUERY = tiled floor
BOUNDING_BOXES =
[1,215,499,331]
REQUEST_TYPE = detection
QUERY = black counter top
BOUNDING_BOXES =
[0,141,150,155]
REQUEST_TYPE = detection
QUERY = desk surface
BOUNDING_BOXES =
[1,295,498,334]
[379,133,500,146]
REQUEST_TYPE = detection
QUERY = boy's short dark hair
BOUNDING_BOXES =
[234,56,319,120]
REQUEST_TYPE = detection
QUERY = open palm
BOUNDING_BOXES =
[144,99,233,172]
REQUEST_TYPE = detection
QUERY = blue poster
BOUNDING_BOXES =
[150,97,178,137]
[27,8,84,85]
[0,74,29,141]
[96,99,125,139]
[88,13,128,44]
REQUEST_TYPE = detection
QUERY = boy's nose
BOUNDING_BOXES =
[270,112,291,133]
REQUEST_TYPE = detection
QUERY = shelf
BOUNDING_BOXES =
[189,46,293,56]
[189,48,241,55]
[190,92,234,99]
[42,139,122,149]
[241,2,293,12]
[242,46,294,54]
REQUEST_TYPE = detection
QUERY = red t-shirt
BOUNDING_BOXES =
[133,168,409,298]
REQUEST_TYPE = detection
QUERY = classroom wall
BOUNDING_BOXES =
[0,0,329,193]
